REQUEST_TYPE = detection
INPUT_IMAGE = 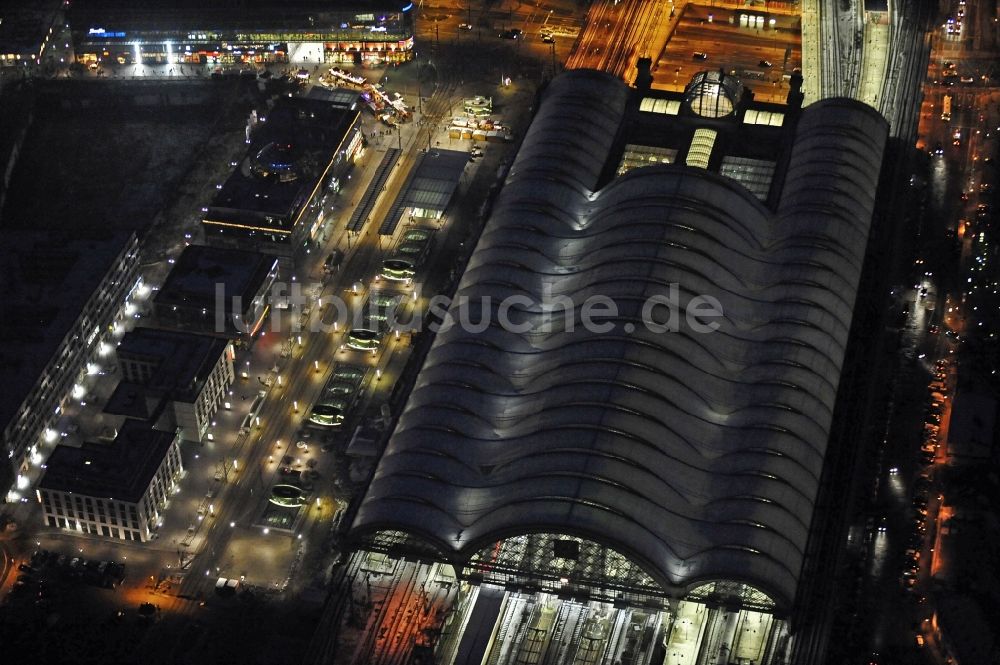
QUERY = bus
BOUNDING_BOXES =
[941,94,952,121]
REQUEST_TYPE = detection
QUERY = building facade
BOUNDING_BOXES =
[203,96,363,259]
[1,231,141,502]
[37,422,183,542]
[113,327,236,442]
[68,0,414,67]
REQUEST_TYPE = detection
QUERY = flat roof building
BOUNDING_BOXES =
[202,96,363,258]
[153,244,278,337]
[0,0,59,68]
[0,230,140,502]
[36,419,183,542]
[104,328,235,443]
[68,0,414,67]
[346,67,890,663]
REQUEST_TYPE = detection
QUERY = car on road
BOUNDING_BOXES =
[542,33,555,43]
[960,76,974,84]
[458,23,473,30]
[758,59,772,68]
[692,51,709,61]
[499,28,522,39]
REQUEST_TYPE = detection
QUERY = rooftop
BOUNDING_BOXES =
[378,149,468,234]
[154,244,277,313]
[948,390,997,458]
[116,327,231,402]
[103,382,155,420]
[305,86,362,110]
[38,420,176,503]
[0,230,136,435]
[0,0,57,57]
[205,96,359,230]
[349,70,890,612]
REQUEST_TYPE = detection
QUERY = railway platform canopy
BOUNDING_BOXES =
[347,67,889,618]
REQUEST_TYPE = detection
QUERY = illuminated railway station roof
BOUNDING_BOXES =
[349,69,889,612]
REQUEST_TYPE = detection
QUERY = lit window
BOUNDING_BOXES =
[685,129,717,169]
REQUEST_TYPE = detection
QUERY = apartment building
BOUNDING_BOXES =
[104,327,235,443]
[37,420,183,542]
[0,230,141,501]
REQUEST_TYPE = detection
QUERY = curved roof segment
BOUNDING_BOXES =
[350,71,888,612]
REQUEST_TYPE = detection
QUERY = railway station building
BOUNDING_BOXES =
[340,65,891,665]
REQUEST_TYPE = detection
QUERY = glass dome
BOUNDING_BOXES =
[684,70,744,119]
[251,142,300,182]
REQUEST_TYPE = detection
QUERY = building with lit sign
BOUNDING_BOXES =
[202,95,363,259]
[67,0,414,67]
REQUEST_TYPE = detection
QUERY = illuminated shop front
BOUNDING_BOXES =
[325,36,414,64]
[70,2,414,66]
